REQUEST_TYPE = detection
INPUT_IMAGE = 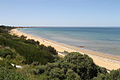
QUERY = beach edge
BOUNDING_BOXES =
[10,28,120,70]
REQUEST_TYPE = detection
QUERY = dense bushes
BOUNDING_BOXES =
[31,52,107,80]
[0,60,14,69]
[31,52,120,80]
[24,39,39,45]
[93,69,120,80]
[0,47,16,59]
[47,46,58,55]
[0,67,29,80]
[0,27,58,64]
[0,26,58,80]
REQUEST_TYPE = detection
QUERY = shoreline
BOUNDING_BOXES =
[10,28,120,70]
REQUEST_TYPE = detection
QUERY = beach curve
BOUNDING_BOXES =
[10,28,120,70]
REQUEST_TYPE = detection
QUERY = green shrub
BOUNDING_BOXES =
[47,46,57,55]
[24,39,39,45]
[93,69,120,80]
[0,47,16,59]
[0,33,56,64]
[0,60,13,69]
[31,52,107,80]
[66,69,81,80]
[0,66,30,80]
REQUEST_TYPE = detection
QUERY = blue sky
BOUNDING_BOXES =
[0,0,120,27]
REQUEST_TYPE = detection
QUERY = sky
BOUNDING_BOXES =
[0,0,120,27]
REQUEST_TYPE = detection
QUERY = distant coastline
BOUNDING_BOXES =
[18,27,120,57]
[10,28,120,70]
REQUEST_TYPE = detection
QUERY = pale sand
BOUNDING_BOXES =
[10,29,120,70]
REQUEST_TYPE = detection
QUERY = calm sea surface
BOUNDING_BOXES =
[19,27,120,57]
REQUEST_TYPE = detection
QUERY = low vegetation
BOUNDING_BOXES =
[30,52,107,80]
[0,26,57,64]
[0,25,120,80]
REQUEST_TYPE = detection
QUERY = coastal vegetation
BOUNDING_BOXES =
[0,26,57,64]
[0,25,120,80]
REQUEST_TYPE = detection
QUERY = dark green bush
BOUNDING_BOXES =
[47,46,57,55]
[24,39,39,45]
[31,52,107,80]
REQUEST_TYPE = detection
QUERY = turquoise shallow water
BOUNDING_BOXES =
[19,27,120,57]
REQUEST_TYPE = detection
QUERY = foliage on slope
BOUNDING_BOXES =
[0,25,58,64]
[0,66,29,80]
[30,52,107,80]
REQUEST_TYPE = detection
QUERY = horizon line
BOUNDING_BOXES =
[1,24,120,27]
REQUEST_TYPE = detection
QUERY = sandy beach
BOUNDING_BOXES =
[10,28,120,70]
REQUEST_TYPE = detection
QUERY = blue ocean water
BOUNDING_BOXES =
[19,27,120,57]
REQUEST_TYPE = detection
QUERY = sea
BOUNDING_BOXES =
[19,27,120,57]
